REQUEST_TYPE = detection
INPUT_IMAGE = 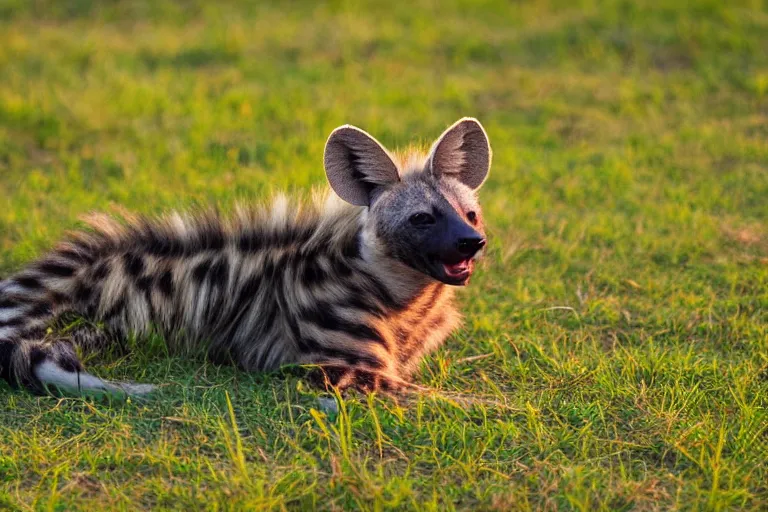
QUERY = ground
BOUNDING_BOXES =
[0,0,766,510]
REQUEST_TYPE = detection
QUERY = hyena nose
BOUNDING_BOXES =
[457,237,486,256]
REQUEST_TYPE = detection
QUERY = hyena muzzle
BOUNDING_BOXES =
[0,117,491,395]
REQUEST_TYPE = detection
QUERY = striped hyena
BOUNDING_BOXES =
[0,117,491,395]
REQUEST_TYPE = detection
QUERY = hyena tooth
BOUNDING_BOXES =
[0,117,491,395]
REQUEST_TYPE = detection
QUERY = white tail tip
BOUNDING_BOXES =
[34,360,156,397]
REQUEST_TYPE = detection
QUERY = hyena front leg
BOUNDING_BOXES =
[307,364,406,394]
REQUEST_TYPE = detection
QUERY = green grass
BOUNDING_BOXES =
[1,0,767,509]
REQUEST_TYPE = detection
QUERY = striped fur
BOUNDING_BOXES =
[0,118,491,395]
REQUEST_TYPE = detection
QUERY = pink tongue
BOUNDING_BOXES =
[444,260,468,276]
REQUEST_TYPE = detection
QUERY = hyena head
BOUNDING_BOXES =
[324,118,491,286]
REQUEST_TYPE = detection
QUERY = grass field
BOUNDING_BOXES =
[1,0,767,510]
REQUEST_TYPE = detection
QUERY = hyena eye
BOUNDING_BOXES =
[409,212,436,226]
[467,211,478,224]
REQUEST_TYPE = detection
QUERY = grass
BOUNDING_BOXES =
[0,0,767,509]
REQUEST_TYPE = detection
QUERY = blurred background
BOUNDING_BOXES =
[0,1,766,509]
[1,1,765,272]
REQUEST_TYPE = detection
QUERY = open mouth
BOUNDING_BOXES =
[443,259,471,280]
[433,257,474,285]
[423,252,480,286]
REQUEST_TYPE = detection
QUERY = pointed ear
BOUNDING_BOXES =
[324,125,400,206]
[428,117,492,190]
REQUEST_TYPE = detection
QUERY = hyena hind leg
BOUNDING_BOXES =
[12,337,155,397]
[52,315,128,356]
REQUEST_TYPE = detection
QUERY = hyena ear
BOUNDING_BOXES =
[428,117,492,190]
[324,125,400,206]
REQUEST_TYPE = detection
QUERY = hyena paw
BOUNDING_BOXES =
[309,365,404,394]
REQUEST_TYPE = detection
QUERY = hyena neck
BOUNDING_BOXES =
[357,218,442,305]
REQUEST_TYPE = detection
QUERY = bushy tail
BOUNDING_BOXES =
[0,244,154,397]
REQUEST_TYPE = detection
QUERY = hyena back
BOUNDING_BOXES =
[0,118,491,395]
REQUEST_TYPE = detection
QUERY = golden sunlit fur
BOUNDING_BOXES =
[0,118,491,395]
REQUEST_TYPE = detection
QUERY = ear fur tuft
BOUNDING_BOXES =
[428,117,491,190]
[324,125,400,206]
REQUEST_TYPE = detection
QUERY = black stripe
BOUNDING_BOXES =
[357,270,400,310]
[93,261,110,280]
[394,326,410,345]
[338,291,385,318]
[268,252,288,278]
[299,337,384,369]
[136,276,153,291]
[215,276,264,340]
[15,276,42,290]
[38,261,76,278]
[301,258,327,285]
[123,253,145,277]
[0,317,24,328]
[28,346,47,367]
[49,291,69,306]
[345,323,386,346]
[141,278,159,327]
[85,300,99,318]
[262,257,277,278]
[329,348,385,369]
[0,340,16,383]
[76,281,102,315]
[209,258,229,285]
[252,308,279,369]
[238,232,262,253]
[73,282,91,303]
[192,259,212,282]
[265,229,289,248]
[101,297,126,322]
[138,222,186,257]
[257,230,278,251]
[341,233,361,260]
[0,298,16,309]
[143,236,186,257]
[300,307,386,347]
[297,336,320,352]
[260,302,277,334]
[27,302,51,319]
[236,275,261,303]
[295,223,316,242]
[330,257,353,278]
[238,225,318,254]
[253,343,274,371]
[311,365,349,386]
[428,313,447,331]
[413,284,443,320]
[218,300,256,343]
[300,246,320,261]
[55,348,82,373]
[400,313,447,363]
[197,225,225,252]
[70,239,98,258]
[274,286,302,342]
[157,270,174,297]
[57,248,94,265]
